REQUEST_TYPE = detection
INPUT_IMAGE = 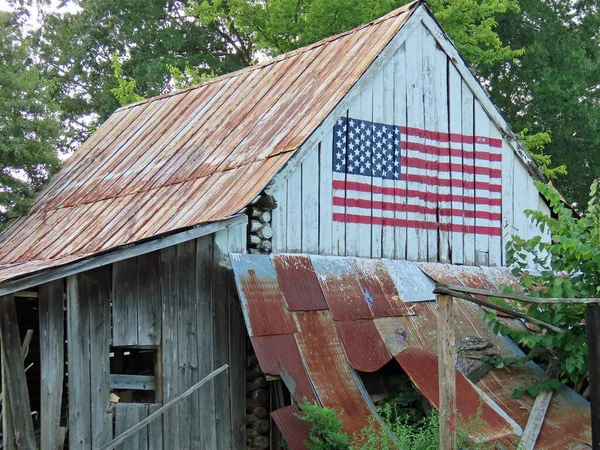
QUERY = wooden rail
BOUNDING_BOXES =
[95,365,228,450]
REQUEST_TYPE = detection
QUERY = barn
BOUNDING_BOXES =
[0,1,592,449]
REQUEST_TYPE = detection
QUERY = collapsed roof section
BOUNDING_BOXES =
[230,254,592,449]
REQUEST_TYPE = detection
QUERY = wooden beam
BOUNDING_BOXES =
[0,215,247,298]
[517,360,560,450]
[0,294,36,450]
[437,284,599,305]
[95,365,228,450]
[433,286,565,333]
[586,305,600,450]
[39,280,66,450]
[437,294,456,450]
[109,374,156,391]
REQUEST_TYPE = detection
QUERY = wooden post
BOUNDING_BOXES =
[586,305,600,450]
[0,294,36,450]
[437,294,456,450]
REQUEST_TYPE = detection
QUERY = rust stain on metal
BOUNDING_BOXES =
[396,348,521,443]
[310,256,373,320]
[250,334,316,403]
[353,258,412,317]
[271,405,311,450]
[230,254,298,336]
[334,320,391,372]
[295,310,373,435]
[0,3,419,284]
[272,254,328,311]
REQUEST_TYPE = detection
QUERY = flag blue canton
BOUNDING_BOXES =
[332,117,401,180]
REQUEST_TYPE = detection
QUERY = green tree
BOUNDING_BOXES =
[489,0,600,206]
[0,9,61,225]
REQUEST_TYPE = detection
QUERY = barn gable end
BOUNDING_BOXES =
[267,9,548,266]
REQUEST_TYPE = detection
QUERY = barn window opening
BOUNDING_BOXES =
[109,346,158,404]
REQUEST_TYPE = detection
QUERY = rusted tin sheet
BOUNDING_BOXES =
[0,3,419,285]
[294,310,374,435]
[383,259,436,302]
[478,362,592,449]
[480,266,522,292]
[230,254,298,336]
[250,335,316,403]
[271,405,311,450]
[334,320,391,372]
[271,254,328,311]
[418,262,463,286]
[396,348,522,443]
[353,258,412,317]
[310,256,373,320]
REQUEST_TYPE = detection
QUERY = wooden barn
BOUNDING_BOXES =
[0,1,592,449]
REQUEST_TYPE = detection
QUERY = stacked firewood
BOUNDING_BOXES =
[246,355,270,449]
[247,195,275,254]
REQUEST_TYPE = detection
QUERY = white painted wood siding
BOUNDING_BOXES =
[270,22,545,266]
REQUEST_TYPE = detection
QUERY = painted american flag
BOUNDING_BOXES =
[332,116,503,237]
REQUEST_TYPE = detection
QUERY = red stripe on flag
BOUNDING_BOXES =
[333,213,502,237]
[401,154,502,178]
[400,126,503,149]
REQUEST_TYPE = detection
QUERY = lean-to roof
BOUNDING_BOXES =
[0,2,418,285]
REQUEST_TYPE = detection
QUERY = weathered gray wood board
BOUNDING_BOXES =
[67,267,112,450]
[39,279,66,450]
[0,294,35,450]
[269,20,549,266]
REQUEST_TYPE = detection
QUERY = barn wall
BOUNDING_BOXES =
[64,222,246,450]
[271,22,544,266]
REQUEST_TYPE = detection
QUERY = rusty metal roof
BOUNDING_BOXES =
[0,2,419,285]
[231,254,592,449]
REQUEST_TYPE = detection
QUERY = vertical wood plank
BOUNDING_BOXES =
[159,246,180,449]
[394,45,408,260]
[39,280,65,450]
[488,124,503,267]
[461,82,476,265]
[448,64,464,265]
[229,273,246,450]
[381,57,396,259]
[88,268,112,448]
[319,135,334,255]
[405,25,426,261]
[437,294,456,450]
[371,69,384,259]
[196,235,217,449]
[474,101,491,265]
[435,50,451,263]
[286,168,302,252]
[112,258,139,346]
[332,111,347,256]
[114,403,142,450]
[67,275,92,450]
[228,222,247,254]
[0,294,35,450]
[147,404,164,450]
[501,138,514,266]
[137,252,161,346]
[271,182,287,253]
[177,240,198,450]
[301,148,320,253]
[423,28,439,262]
[2,347,15,450]
[138,404,149,450]
[213,229,232,450]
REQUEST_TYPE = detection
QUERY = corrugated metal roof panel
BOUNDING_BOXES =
[310,256,373,321]
[384,259,436,302]
[396,348,522,443]
[271,254,328,311]
[334,320,391,372]
[0,2,418,285]
[231,254,592,449]
[250,334,316,403]
[230,254,298,336]
[271,405,311,450]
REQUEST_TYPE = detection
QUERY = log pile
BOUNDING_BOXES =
[246,354,270,449]
[247,195,275,255]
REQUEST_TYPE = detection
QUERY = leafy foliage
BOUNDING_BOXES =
[518,128,567,181]
[486,180,600,393]
[0,8,62,225]
[110,54,144,107]
[296,401,350,450]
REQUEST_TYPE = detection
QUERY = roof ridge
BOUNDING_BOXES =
[116,0,421,111]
